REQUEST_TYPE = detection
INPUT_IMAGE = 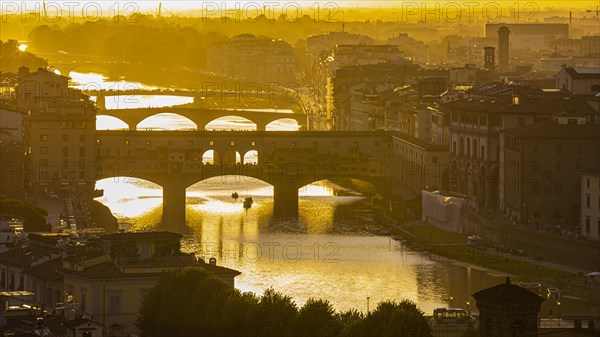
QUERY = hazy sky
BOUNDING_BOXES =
[10,1,600,14]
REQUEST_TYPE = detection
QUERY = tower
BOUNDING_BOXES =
[498,26,510,74]
[484,46,495,71]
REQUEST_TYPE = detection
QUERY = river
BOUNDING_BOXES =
[72,71,590,316]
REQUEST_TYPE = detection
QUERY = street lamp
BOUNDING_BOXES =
[466,301,471,315]
[367,297,370,314]
[557,300,561,326]
[449,296,454,308]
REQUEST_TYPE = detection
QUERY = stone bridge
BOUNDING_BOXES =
[96,107,308,131]
[95,130,392,231]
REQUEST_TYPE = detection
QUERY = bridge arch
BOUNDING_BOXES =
[205,116,257,131]
[137,113,198,131]
[96,115,129,130]
[243,150,258,165]
[265,118,301,131]
[202,150,219,165]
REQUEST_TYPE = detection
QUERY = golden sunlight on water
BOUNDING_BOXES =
[87,72,508,314]
[96,175,505,313]
[69,71,162,91]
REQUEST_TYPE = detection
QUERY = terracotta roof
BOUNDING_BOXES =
[500,120,600,138]
[22,258,62,282]
[60,261,241,279]
[561,67,600,79]
[473,277,545,303]
[444,93,596,115]
[391,132,449,151]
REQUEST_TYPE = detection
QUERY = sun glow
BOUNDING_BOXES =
[18,44,28,52]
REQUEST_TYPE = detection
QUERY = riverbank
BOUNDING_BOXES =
[388,221,600,313]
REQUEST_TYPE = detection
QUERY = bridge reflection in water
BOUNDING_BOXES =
[95,130,391,232]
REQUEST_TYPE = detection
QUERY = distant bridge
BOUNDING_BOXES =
[96,106,308,131]
[95,130,391,231]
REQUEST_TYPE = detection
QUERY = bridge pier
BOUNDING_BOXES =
[162,180,187,232]
[273,181,299,218]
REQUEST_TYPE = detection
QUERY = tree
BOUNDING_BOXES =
[256,288,298,337]
[347,300,432,337]
[337,309,364,337]
[136,268,236,337]
[0,195,50,232]
[88,200,118,232]
[297,298,340,337]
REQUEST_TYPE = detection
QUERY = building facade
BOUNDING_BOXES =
[500,115,600,227]
[206,34,296,83]
[581,169,600,241]
[556,67,600,95]
[443,85,596,211]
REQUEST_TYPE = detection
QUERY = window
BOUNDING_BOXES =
[587,178,591,188]
[62,134,68,142]
[146,140,151,146]
[586,195,591,208]
[209,141,214,146]
[585,217,591,233]
[108,291,122,314]
[79,147,85,157]
[40,147,48,155]
[188,140,193,146]
[125,139,130,145]
[79,134,85,142]
[251,141,256,146]
[62,147,68,157]
[230,141,235,147]
[40,134,48,142]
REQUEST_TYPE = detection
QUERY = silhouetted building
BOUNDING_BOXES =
[473,277,544,337]
[484,46,496,71]
[16,67,70,113]
[498,26,511,74]
[387,33,429,64]
[500,113,600,226]
[443,85,597,211]
[206,34,296,83]
[486,23,569,50]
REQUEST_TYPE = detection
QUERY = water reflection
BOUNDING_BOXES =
[95,176,512,313]
[69,71,161,91]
